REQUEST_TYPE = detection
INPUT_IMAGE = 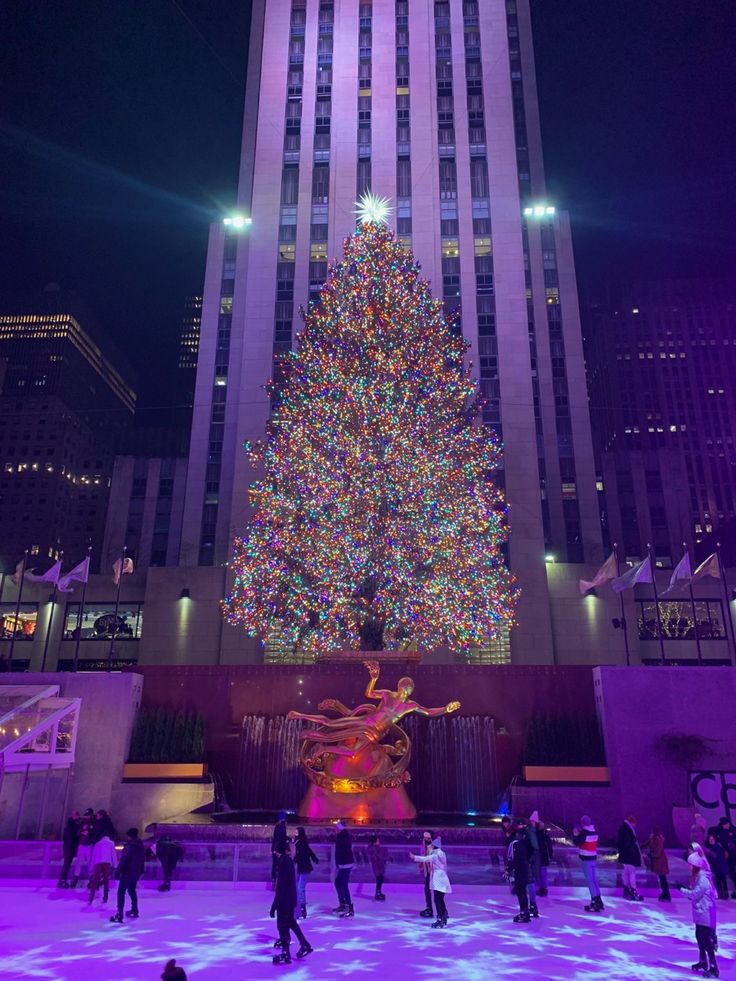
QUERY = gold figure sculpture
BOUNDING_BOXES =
[287,661,461,798]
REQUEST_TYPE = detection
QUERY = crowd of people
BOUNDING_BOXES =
[57,806,184,923]
[268,808,734,975]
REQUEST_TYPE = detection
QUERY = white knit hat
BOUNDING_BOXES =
[688,852,709,870]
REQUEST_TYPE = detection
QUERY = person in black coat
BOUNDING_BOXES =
[271,811,288,889]
[271,839,313,965]
[57,810,81,887]
[110,827,145,923]
[294,827,319,918]
[333,820,355,917]
[156,835,184,892]
[617,815,643,901]
[92,808,115,844]
[507,823,532,923]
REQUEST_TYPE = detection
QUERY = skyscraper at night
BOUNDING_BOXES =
[180,0,601,661]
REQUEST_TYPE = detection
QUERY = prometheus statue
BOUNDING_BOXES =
[288,661,461,821]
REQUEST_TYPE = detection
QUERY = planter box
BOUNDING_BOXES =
[123,763,207,780]
[522,765,610,784]
[316,649,423,663]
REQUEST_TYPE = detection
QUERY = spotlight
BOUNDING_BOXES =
[179,588,191,600]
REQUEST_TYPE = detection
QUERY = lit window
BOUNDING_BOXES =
[310,242,327,261]
[279,243,295,261]
[220,297,233,314]
[474,236,491,256]
[441,238,459,257]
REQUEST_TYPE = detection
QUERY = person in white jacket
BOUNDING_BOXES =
[678,849,719,978]
[88,834,118,904]
[411,836,452,929]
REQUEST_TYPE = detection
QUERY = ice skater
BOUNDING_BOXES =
[271,811,288,890]
[294,826,319,918]
[367,834,387,901]
[616,814,643,901]
[57,809,80,888]
[110,828,145,924]
[536,820,554,897]
[88,830,117,904]
[270,838,313,965]
[155,835,184,892]
[507,821,533,923]
[71,808,95,888]
[677,849,719,978]
[644,826,671,901]
[573,815,604,912]
[333,820,355,918]
[411,835,451,928]
[417,830,435,918]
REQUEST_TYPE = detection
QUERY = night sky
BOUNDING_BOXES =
[1,0,734,407]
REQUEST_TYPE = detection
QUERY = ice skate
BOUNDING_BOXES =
[419,907,433,917]
[339,903,354,918]
[431,915,447,928]
[126,909,139,919]
[703,967,719,979]
[513,911,531,923]
[296,944,314,959]
[691,962,706,973]
[272,951,292,965]
[332,903,347,914]
[109,913,123,923]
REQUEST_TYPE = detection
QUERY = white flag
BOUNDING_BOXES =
[112,556,134,585]
[25,559,62,585]
[579,552,618,595]
[10,558,25,586]
[691,553,720,583]
[661,551,692,596]
[611,555,652,593]
[58,556,90,594]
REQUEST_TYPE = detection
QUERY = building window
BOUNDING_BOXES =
[0,603,38,640]
[637,600,726,641]
[63,603,144,641]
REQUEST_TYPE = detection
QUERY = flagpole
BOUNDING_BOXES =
[41,550,63,673]
[108,546,126,671]
[648,543,666,665]
[73,547,92,673]
[683,542,703,664]
[716,542,736,666]
[8,549,29,669]
[613,543,631,666]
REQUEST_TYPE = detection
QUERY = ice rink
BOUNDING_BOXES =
[4,880,734,981]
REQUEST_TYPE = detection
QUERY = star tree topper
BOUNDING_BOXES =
[354,191,393,226]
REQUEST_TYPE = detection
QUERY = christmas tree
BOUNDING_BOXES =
[224,195,518,657]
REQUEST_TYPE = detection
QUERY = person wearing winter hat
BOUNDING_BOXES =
[418,830,436,918]
[572,815,604,912]
[524,813,541,916]
[536,820,554,898]
[110,828,145,924]
[271,811,288,890]
[411,836,452,928]
[678,850,719,978]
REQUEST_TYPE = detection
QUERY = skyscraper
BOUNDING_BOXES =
[180,0,600,661]
[0,288,136,570]
[587,278,736,565]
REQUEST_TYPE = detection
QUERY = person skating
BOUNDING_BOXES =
[524,813,541,917]
[417,830,435,918]
[88,832,118,904]
[573,815,604,912]
[507,822,532,922]
[70,808,95,888]
[270,838,313,965]
[294,826,319,918]
[155,835,184,892]
[110,828,145,923]
[367,834,388,901]
[271,811,288,890]
[677,849,719,978]
[537,820,554,897]
[161,959,187,980]
[712,816,736,898]
[333,820,355,917]
[617,814,644,901]
[644,826,671,901]
[411,836,451,928]
[58,809,81,888]
[704,833,729,900]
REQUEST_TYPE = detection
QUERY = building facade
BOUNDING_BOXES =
[0,290,136,573]
[179,0,601,662]
[587,279,736,566]
[177,294,202,408]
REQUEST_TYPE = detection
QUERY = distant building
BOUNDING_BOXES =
[0,288,136,572]
[178,295,202,406]
[586,279,736,565]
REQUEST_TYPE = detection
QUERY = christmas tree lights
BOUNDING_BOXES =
[223,211,518,657]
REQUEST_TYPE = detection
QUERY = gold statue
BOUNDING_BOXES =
[288,661,461,803]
